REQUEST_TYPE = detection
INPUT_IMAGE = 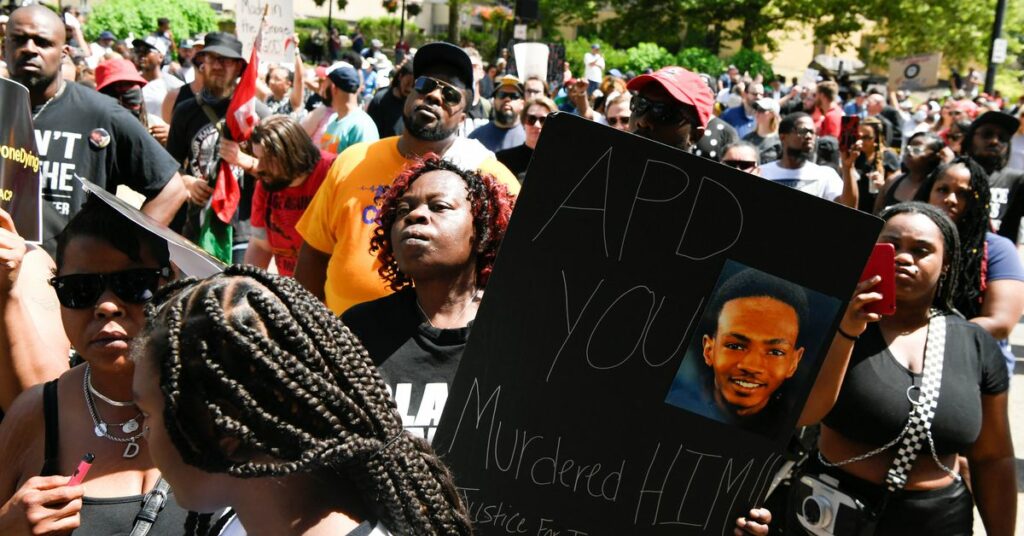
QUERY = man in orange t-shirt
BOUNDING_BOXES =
[294,42,519,314]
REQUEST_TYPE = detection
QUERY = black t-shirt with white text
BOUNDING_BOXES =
[342,287,469,444]
[33,82,179,254]
[988,167,1024,244]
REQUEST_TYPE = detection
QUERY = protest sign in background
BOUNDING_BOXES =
[236,0,294,65]
[888,53,942,90]
[433,113,882,535]
[0,78,42,243]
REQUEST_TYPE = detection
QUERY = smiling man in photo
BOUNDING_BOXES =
[701,272,806,418]
[666,267,811,438]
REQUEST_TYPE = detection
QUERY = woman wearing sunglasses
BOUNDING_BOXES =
[0,198,191,535]
[496,96,558,181]
[873,131,946,214]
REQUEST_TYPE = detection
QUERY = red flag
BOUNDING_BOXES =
[211,161,240,224]
[226,32,261,142]
[212,27,262,223]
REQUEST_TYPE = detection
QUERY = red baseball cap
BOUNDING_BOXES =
[626,66,715,129]
[94,58,148,93]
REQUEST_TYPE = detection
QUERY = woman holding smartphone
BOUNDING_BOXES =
[799,202,1015,535]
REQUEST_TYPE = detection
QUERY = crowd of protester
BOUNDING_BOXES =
[0,3,1019,534]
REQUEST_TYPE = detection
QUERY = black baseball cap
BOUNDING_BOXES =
[969,110,1019,135]
[413,42,474,102]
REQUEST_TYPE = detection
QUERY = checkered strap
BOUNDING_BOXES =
[884,313,946,492]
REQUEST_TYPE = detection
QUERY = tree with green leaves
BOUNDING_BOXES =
[83,0,218,45]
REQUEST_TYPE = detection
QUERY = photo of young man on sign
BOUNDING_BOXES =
[665,261,840,441]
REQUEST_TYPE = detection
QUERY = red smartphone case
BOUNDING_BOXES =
[859,243,896,315]
[839,116,860,154]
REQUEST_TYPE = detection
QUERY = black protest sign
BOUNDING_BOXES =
[433,113,882,535]
[0,78,42,242]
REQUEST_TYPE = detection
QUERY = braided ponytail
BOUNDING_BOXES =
[143,265,472,535]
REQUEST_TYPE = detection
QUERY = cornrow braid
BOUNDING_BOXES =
[142,265,472,535]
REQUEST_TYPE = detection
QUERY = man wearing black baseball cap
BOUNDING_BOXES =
[294,41,520,315]
[965,111,1024,244]
[166,31,270,261]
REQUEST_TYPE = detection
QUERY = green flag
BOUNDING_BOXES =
[197,206,233,264]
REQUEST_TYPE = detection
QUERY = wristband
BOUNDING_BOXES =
[836,326,859,341]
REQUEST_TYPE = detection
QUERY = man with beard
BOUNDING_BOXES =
[166,32,271,261]
[243,116,336,276]
[665,267,808,439]
[759,112,856,207]
[301,64,378,155]
[469,75,526,152]
[720,82,763,138]
[965,111,1024,244]
[293,42,520,314]
[3,5,186,255]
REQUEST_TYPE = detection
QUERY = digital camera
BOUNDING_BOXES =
[792,473,875,536]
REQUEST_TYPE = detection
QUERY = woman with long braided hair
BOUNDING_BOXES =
[132,265,472,536]
[914,156,1024,376]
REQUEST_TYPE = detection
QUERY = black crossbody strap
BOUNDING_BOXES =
[129,478,171,536]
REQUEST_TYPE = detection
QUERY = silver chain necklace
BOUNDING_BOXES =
[415,288,482,328]
[88,371,136,407]
[32,79,66,121]
[83,364,145,458]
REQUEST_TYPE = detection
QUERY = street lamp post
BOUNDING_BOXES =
[984,0,1008,94]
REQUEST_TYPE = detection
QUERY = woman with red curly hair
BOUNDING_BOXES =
[341,154,515,443]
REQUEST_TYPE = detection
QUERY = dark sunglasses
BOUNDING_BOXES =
[723,159,758,171]
[49,267,171,309]
[414,76,463,106]
[607,116,630,127]
[630,94,685,124]
[525,114,547,126]
[495,91,522,100]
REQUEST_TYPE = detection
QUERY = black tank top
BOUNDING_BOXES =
[880,173,907,211]
[41,380,190,536]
